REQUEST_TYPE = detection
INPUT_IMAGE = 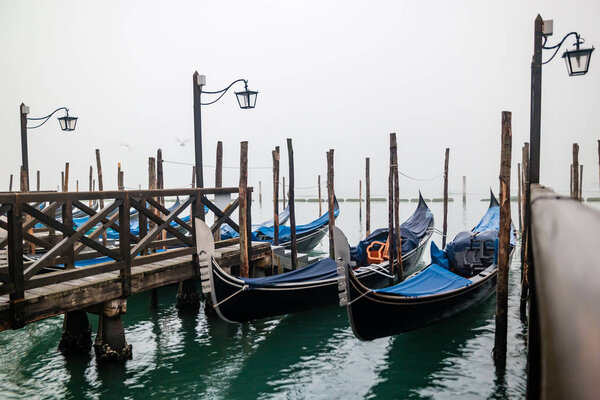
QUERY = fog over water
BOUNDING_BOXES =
[1,0,599,199]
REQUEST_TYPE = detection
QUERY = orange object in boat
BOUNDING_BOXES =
[366,238,389,264]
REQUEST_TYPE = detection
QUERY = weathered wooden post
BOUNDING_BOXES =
[8,174,13,191]
[76,180,79,192]
[95,149,107,245]
[517,163,522,232]
[521,143,530,306]
[191,166,196,188]
[239,141,250,277]
[272,146,280,246]
[88,166,93,206]
[282,176,286,205]
[462,175,466,204]
[93,299,132,361]
[392,133,402,281]
[147,157,159,309]
[287,138,298,270]
[493,111,512,372]
[327,149,335,259]
[442,148,449,248]
[61,172,65,192]
[572,143,580,200]
[598,140,600,193]
[36,171,40,191]
[359,180,362,220]
[214,141,223,241]
[157,149,166,246]
[318,175,322,216]
[259,181,262,206]
[570,164,574,197]
[388,137,396,277]
[366,158,371,236]
[64,163,70,192]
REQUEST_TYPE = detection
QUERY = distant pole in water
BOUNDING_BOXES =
[272,146,280,246]
[598,140,600,193]
[259,181,262,206]
[579,165,583,201]
[287,138,298,270]
[239,141,250,277]
[215,141,223,188]
[148,156,158,308]
[388,134,396,278]
[117,163,122,190]
[462,175,466,204]
[93,179,96,191]
[572,143,580,200]
[359,179,362,220]
[36,171,40,192]
[494,111,512,372]
[318,175,322,216]
[9,174,13,192]
[282,176,286,205]
[157,149,166,246]
[365,157,371,236]
[61,172,64,192]
[442,148,450,248]
[391,133,402,281]
[76,180,79,192]
[89,165,93,206]
[191,166,196,188]
[96,149,105,213]
[327,149,335,259]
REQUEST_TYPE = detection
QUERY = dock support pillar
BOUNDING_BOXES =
[59,311,92,355]
[176,279,200,312]
[94,299,132,362]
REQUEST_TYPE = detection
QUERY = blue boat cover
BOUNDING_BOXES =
[220,205,291,240]
[374,264,471,297]
[240,258,338,288]
[350,197,433,265]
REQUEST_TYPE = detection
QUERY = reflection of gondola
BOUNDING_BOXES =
[341,192,515,341]
[202,198,434,323]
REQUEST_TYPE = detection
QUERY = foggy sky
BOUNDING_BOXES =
[1,0,599,199]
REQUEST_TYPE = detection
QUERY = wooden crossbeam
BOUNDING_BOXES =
[130,198,193,248]
[72,200,140,244]
[73,211,120,256]
[204,197,240,233]
[0,219,53,250]
[145,197,193,233]
[129,197,193,257]
[0,202,63,250]
[0,204,11,217]
[23,200,122,279]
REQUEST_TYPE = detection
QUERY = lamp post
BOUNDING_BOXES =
[527,15,593,398]
[192,72,258,190]
[529,15,594,183]
[20,103,78,190]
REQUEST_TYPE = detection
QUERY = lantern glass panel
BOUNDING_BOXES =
[235,90,258,109]
[58,116,78,131]
[562,48,594,76]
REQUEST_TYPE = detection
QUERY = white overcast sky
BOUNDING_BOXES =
[1,0,599,198]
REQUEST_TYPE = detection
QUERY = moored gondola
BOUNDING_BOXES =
[201,196,434,323]
[339,192,515,341]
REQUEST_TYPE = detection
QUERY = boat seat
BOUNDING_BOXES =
[366,238,389,264]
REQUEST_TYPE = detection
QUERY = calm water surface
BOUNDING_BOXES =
[0,194,545,399]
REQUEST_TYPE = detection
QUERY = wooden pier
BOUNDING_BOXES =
[0,187,271,352]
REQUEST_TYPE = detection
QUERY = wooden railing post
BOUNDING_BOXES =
[119,192,131,297]
[239,141,250,277]
[8,198,25,328]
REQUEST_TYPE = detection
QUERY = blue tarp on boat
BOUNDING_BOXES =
[240,258,338,288]
[252,208,340,243]
[350,196,433,265]
[220,205,291,240]
[373,264,471,297]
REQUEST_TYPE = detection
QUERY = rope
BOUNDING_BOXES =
[398,171,444,182]
[212,284,249,308]
[345,287,373,306]
[162,160,271,170]
[355,265,394,279]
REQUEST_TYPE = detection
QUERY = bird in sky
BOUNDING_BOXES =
[176,137,191,147]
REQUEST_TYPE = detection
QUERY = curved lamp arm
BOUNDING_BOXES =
[27,107,70,129]
[542,31,582,65]
[200,79,248,106]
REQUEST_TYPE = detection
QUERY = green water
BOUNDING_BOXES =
[0,197,529,399]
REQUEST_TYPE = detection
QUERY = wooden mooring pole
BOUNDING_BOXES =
[520,143,530,307]
[579,165,583,201]
[259,181,262,206]
[239,141,249,277]
[493,111,512,372]
[61,172,64,192]
[462,175,466,204]
[8,174,13,191]
[287,138,298,270]
[214,142,223,241]
[517,163,522,232]
[572,143,579,200]
[36,171,40,191]
[392,134,402,281]
[191,166,196,188]
[366,157,371,236]
[388,135,396,278]
[88,166,93,206]
[327,149,335,259]
[95,149,107,245]
[359,179,362,220]
[64,163,70,192]
[282,177,286,205]
[318,175,322,216]
[442,148,449,248]
[272,146,280,246]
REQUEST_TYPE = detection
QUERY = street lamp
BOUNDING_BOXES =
[529,16,593,184]
[192,72,258,190]
[20,103,78,190]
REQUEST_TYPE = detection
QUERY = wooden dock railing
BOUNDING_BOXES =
[529,184,600,400]
[0,187,248,329]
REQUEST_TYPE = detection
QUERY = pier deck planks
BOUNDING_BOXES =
[0,241,270,332]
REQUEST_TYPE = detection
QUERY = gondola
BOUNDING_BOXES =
[339,192,515,341]
[201,197,434,323]
[220,203,291,241]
